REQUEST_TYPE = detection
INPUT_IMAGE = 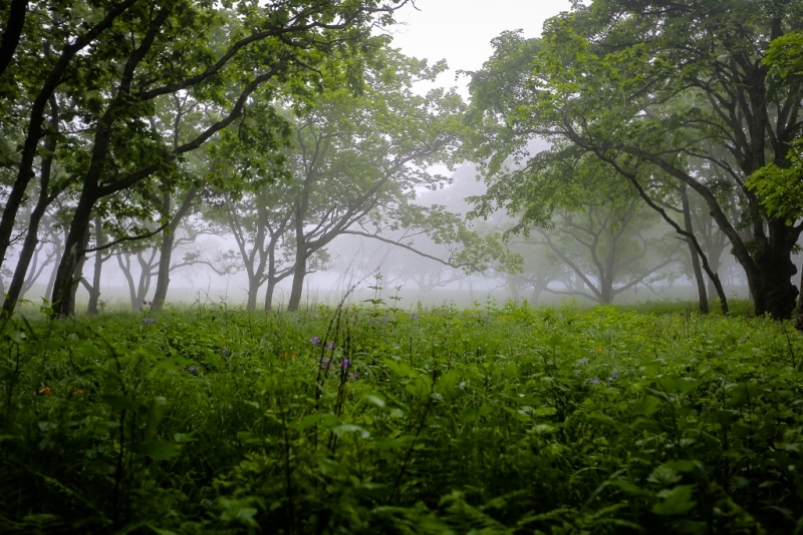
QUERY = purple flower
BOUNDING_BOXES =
[341,358,352,370]
[576,359,587,366]
[318,357,332,370]
[410,313,419,321]
[142,318,157,324]
[188,366,198,375]
[610,371,619,380]
[310,336,321,345]
[148,301,153,306]
[325,341,336,351]
[143,300,147,305]
[589,377,601,385]
[222,348,229,356]
[350,372,359,381]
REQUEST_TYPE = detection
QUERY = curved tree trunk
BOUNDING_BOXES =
[681,185,708,314]
[3,95,59,316]
[0,0,28,78]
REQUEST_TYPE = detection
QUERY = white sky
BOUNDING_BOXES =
[385,0,572,98]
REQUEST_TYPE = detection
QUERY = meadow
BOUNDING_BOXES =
[0,300,801,534]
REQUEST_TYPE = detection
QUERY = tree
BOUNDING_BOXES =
[465,1,803,319]
[0,0,411,316]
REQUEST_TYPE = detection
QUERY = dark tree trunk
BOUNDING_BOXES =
[0,0,28,78]
[287,256,306,312]
[752,220,799,320]
[151,225,174,311]
[86,218,103,315]
[152,189,197,311]
[51,188,96,316]
[681,185,708,314]
[3,96,59,315]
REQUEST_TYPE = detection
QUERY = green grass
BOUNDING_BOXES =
[0,301,801,534]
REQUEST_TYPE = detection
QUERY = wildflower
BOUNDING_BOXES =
[610,371,619,380]
[350,373,359,381]
[410,313,419,320]
[281,352,297,360]
[341,358,352,370]
[143,300,147,305]
[221,348,229,356]
[142,317,157,324]
[576,359,587,366]
[596,346,603,353]
[310,336,321,345]
[38,386,52,397]
[318,357,332,370]
[589,377,601,385]
[189,366,198,375]
[148,301,153,306]
[325,341,336,351]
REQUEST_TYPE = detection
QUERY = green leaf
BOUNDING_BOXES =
[651,485,697,515]
[139,440,182,462]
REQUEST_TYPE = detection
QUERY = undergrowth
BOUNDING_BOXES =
[0,300,801,534]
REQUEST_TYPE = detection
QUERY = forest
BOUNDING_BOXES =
[1,0,803,533]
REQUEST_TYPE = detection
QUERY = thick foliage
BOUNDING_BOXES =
[0,301,802,534]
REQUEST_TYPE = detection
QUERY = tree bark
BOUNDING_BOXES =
[50,187,96,316]
[681,185,708,314]
[287,256,306,312]
[0,0,28,78]
[152,188,197,311]
[86,218,103,315]
[2,95,60,315]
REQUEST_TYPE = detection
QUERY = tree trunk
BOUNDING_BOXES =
[86,218,103,315]
[529,284,544,307]
[51,189,96,316]
[246,274,259,311]
[264,277,276,311]
[287,257,306,312]
[706,250,722,303]
[3,96,59,315]
[0,0,28,78]
[681,185,708,314]
[151,228,174,311]
[152,188,196,311]
[751,220,799,320]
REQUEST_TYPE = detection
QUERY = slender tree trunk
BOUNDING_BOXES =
[86,218,103,315]
[706,250,722,302]
[0,0,28,78]
[681,185,708,314]
[3,96,59,315]
[44,240,61,301]
[152,188,197,311]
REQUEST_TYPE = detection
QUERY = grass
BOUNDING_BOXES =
[0,300,801,534]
